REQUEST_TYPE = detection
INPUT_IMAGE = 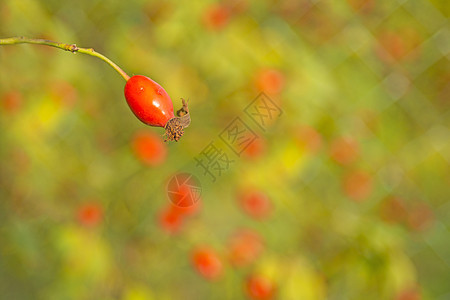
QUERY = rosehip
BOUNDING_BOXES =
[255,68,285,95]
[228,229,264,266]
[342,170,373,202]
[396,286,421,300]
[77,203,103,227]
[158,205,184,233]
[158,202,201,234]
[124,75,190,141]
[170,201,201,218]
[192,247,223,280]
[329,136,359,165]
[167,172,202,208]
[406,202,434,232]
[239,189,273,220]
[243,138,266,159]
[246,275,276,300]
[203,3,231,30]
[1,90,22,113]
[131,130,167,166]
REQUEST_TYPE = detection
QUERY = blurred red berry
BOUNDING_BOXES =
[132,130,167,166]
[342,170,373,202]
[159,205,184,233]
[203,4,231,30]
[246,275,276,300]
[256,69,285,95]
[378,31,406,62]
[376,29,422,63]
[330,136,359,165]
[159,175,202,233]
[167,173,202,208]
[78,203,103,227]
[170,201,201,217]
[228,229,264,266]
[192,247,223,280]
[396,286,421,300]
[1,90,22,114]
[243,138,266,159]
[295,125,322,154]
[158,202,200,234]
[239,190,273,220]
[406,202,434,232]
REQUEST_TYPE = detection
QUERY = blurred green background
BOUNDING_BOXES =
[0,0,449,299]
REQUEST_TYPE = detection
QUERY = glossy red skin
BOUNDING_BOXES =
[124,75,174,127]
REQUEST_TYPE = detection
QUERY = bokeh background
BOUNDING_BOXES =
[1,0,449,299]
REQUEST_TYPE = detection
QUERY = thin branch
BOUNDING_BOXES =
[0,36,130,81]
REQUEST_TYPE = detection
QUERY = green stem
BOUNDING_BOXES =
[0,36,130,81]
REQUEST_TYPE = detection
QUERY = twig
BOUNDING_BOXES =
[0,36,130,81]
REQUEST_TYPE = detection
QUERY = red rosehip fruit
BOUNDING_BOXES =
[125,75,173,127]
[239,189,273,220]
[246,275,276,300]
[192,247,223,280]
[228,229,264,267]
[1,90,22,114]
[131,130,167,166]
[406,202,434,232]
[342,170,373,202]
[203,4,231,30]
[396,285,421,300]
[329,136,359,165]
[255,68,285,95]
[77,203,103,227]
[167,172,202,208]
[158,205,184,234]
[158,202,201,234]
[170,201,201,218]
[242,137,266,159]
[124,75,190,141]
